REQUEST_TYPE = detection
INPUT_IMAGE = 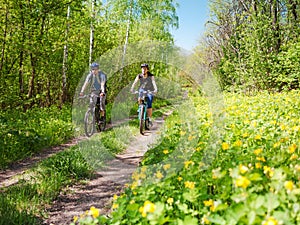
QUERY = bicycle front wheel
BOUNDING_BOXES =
[139,106,144,135]
[98,112,106,132]
[84,109,95,137]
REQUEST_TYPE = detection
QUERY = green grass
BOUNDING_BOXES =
[0,105,74,169]
[0,121,139,224]
[76,90,300,225]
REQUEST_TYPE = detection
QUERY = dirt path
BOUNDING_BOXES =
[42,116,166,225]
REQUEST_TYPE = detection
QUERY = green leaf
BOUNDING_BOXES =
[126,203,139,211]
[178,216,198,225]
[183,190,198,203]
[208,214,226,225]
[248,173,262,181]
[248,210,256,225]
[177,203,189,214]
[265,193,280,212]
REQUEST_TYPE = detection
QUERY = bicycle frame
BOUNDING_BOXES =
[80,93,106,137]
[138,100,147,121]
[134,90,152,135]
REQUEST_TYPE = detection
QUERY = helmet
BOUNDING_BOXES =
[141,63,149,68]
[90,62,99,69]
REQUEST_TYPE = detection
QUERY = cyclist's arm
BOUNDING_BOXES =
[80,73,91,94]
[130,75,139,92]
[151,76,158,93]
[100,73,107,94]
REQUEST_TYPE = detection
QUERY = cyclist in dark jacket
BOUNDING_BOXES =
[80,62,107,120]
[130,63,157,124]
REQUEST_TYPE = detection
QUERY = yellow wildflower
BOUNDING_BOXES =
[239,165,249,174]
[243,119,250,125]
[254,148,263,155]
[112,203,119,209]
[293,125,300,131]
[184,160,194,169]
[131,181,138,189]
[139,200,156,217]
[167,198,174,205]
[113,194,118,200]
[177,176,183,181]
[222,142,230,150]
[89,206,100,218]
[163,149,169,154]
[256,156,266,162]
[188,135,195,141]
[201,216,210,224]
[141,166,147,172]
[180,131,186,136]
[203,199,214,207]
[284,180,294,191]
[290,154,298,160]
[155,171,164,179]
[280,124,286,130]
[262,216,278,225]
[73,216,79,223]
[235,176,251,189]
[255,162,262,169]
[273,142,281,148]
[234,140,243,147]
[242,132,249,138]
[288,144,297,154]
[163,164,171,170]
[184,181,195,189]
[263,166,274,178]
[295,164,300,172]
[132,172,139,181]
[254,134,262,140]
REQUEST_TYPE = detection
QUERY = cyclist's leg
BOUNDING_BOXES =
[95,95,101,122]
[146,94,153,119]
[100,95,106,118]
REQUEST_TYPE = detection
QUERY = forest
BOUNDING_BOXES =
[1,0,300,225]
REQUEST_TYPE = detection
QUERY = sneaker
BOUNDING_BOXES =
[148,118,153,126]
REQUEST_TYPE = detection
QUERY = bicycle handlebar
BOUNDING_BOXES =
[78,92,106,99]
[132,90,155,95]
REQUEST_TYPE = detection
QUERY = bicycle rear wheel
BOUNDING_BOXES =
[84,109,95,137]
[139,106,144,135]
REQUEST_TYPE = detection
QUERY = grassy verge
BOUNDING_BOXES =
[0,105,74,169]
[0,122,138,225]
[76,90,300,225]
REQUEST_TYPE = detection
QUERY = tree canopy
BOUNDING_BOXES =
[198,0,300,93]
[0,0,179,110]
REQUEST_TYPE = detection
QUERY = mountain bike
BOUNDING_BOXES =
[80,93,106,137]
[133,90,153,135]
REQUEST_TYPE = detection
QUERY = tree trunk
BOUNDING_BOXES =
[89,0,95,66]
[0,4,8,73]
[120,0,133,79]
[61,5,70,107]
[27,53,36,101]
[271,0,280,52]
[289,0,297,21]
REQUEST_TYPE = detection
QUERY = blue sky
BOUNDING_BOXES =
[171,0,209,51]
